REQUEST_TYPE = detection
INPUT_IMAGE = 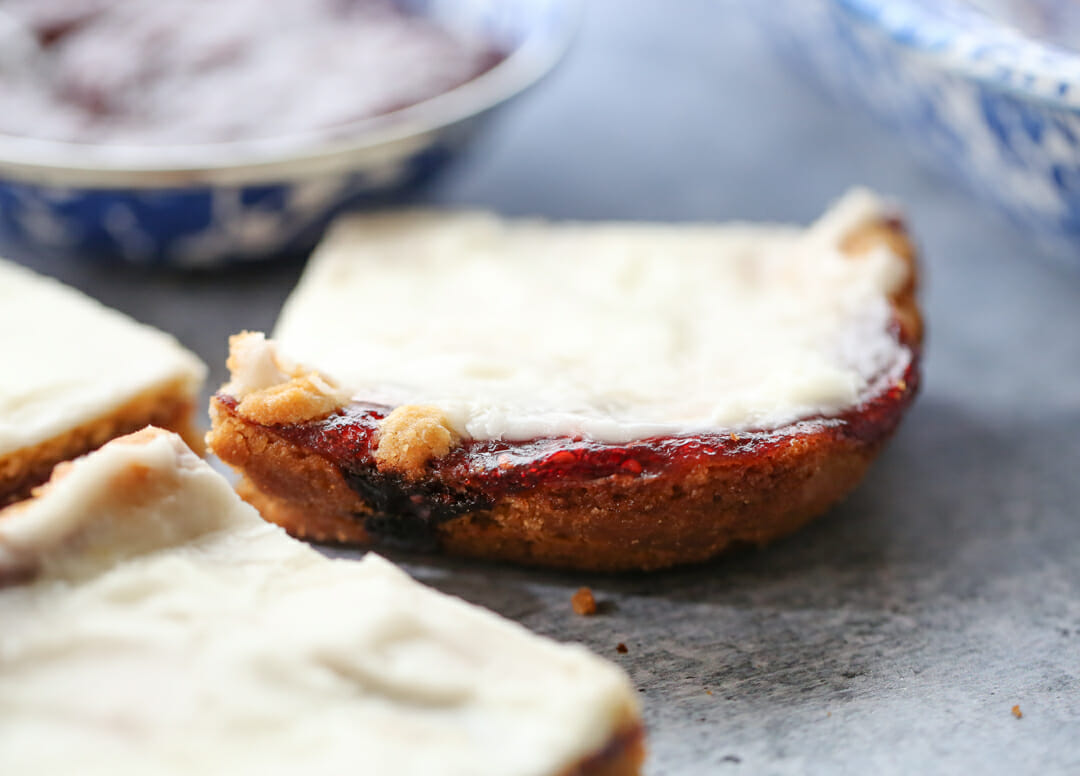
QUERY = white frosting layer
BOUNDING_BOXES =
[0,259,206,457]
[268,189,910,443]
[0,431,637,775]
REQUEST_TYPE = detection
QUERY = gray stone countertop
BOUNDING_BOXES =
[15,2,1080,773]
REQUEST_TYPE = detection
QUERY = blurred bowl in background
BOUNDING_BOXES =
[753,0,1080,258]
[0,0,578,268]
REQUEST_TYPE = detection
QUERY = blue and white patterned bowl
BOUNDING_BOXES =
[0,0,577,267]
[754,0,1080,256]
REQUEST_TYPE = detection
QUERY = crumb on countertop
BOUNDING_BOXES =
[616,642,628,654]
[1012,704,1023,719]
[572,586,597,616]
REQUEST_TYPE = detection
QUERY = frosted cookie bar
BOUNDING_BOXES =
[0,259,205,504]
[209,190,922,570]
[0,429,644,775]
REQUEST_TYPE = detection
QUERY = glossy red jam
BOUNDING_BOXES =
[218,353,919,551]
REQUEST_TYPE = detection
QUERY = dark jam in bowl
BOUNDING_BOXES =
[0,0,506,146]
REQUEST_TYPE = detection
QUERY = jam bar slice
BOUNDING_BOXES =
[0,258,205,505]
[0,429,644,775]
[209,190,922,570]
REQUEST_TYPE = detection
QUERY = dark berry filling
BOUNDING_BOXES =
[0,0,507,145]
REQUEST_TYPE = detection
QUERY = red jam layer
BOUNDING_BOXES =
[218,354,919,550]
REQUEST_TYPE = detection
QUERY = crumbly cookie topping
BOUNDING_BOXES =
[374,405,460,478]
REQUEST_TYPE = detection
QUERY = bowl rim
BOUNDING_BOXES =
[0,0,580,189]
[836,0,1080,111]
